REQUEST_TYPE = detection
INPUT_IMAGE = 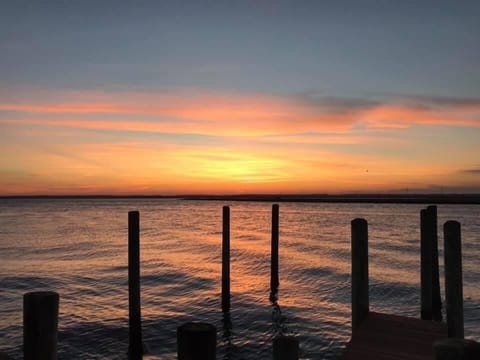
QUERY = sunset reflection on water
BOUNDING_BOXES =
[0,199,479,359]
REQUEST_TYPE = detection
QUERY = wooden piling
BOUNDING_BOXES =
[128,210,143,359]
[427,205,442,321]
[23,291,59,360]
[177,322,216,360]
[433,338,480,359]
[420,208,433,320]
[0,352,14,360]
[273,336,299,360]
[222,206,231,312]
[351,218,369,332]
[271,204,280,292]
[443,220,464,338]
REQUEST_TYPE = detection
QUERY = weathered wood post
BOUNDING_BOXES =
[23,291,59,360]
[177,322,216,360]
[427,205,442,321]
[222,206,231,312]
[0,352,14,360]
[420,208,433,320]
[128,210,143,359]
[351,218,369,332]
[444,220,464,338]
[273,336,299,360]
[270,204,280,292]
[433,338,480,359]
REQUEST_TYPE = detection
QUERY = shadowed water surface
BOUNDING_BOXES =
[0,199,479,359]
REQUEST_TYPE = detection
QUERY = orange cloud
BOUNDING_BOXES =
[362,103,480,128]
[0,92,354,136]
[1,89,479,138]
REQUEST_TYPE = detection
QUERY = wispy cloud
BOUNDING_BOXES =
[1,88,479,138]
[460,168,480,175]
[400,95,480,109]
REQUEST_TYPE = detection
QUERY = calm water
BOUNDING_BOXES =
[0,199,479,359]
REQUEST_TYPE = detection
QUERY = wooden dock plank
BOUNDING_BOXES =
[341,312,447,360]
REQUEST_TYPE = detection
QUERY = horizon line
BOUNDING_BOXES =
[1,193,479,204]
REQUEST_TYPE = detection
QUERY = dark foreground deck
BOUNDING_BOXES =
[341,312,447,360]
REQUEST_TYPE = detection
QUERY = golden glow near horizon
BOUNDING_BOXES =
[1,87,480,195]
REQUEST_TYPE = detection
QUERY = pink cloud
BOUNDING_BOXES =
[1,88,479,137]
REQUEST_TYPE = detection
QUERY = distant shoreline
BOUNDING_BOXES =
[1,194,479,204]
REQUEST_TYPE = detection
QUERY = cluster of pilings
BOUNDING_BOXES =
[127,205,298,359]
[12,204,480,359]
[351,205,478,359]
[169,204,297,360]
[17,204,296,360]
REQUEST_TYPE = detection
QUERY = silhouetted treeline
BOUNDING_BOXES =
[1,193,479,204]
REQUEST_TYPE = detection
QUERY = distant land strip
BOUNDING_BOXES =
[1,194,480,204]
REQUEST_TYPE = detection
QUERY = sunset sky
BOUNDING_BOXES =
[1,1,479,195]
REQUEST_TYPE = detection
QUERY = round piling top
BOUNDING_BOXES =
[352,218,367,226]
[24,291,59,301]
[178,322,216,333]
[444,220,461,230]
[273,335,299,360]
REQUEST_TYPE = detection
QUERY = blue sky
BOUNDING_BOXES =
[2,1,479,96]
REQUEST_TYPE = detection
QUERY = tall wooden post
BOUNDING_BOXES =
[128,210,142,359]
[222,206,231,312]
[427,205,442,321]
[351,218,369,332]
[23,291,59,360]
[270,204,280,292]
[420,208,433,320]
[177,322,216,360]
[444,220,464,338]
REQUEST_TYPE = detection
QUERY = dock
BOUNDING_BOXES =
[341,207,467,360]
[341,312,447,359]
